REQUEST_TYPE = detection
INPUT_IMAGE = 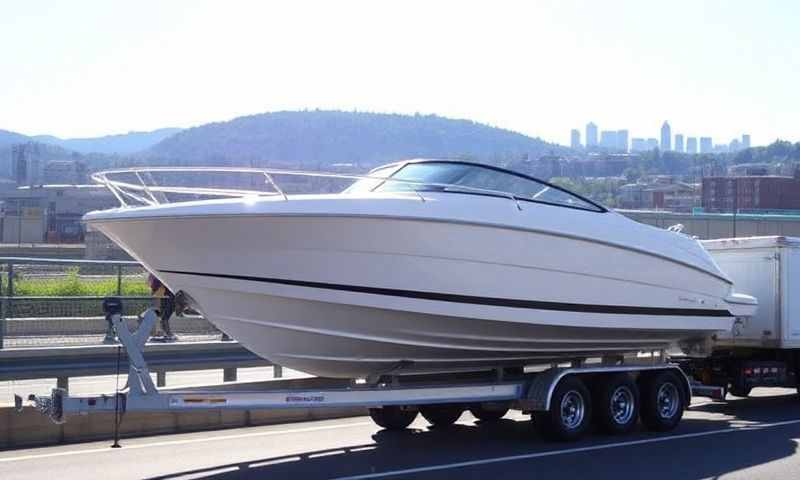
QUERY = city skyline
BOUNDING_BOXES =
[1,1,797,146]
[574,119,752,154]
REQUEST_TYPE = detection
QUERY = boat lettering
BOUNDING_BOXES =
[285,395,325,403]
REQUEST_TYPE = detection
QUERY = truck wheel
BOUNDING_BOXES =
[369,406,417,430]
[593,374,639,434]
[420,404,464,427]
[640,371,684,432]
[469,403,510,422]
[535,376,592,441]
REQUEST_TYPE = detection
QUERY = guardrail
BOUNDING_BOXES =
[0,340,278,386]
[0,256,222,349]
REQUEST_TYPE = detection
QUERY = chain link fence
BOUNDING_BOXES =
[0,257,223,348]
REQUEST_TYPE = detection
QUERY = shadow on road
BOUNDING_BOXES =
[146,394,800,480]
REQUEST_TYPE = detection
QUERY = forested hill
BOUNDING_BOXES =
[33,128,182,155]
[146,111,564,168]
[0,129,30,147]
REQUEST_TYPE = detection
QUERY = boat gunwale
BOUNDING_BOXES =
[85,210,734,286]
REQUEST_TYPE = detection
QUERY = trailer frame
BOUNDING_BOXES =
[18,306,693,441]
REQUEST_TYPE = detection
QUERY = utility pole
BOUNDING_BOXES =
[732,179,738,238]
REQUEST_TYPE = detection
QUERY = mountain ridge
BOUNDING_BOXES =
[31,128,182,154]
[0,127,182,155]
[145,110,565,168]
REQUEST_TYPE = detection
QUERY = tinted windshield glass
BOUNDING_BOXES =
[373,162,601,211]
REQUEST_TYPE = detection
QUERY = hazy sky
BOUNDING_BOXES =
[1,0,797,146]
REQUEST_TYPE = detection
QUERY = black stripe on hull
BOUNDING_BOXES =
[159,269,733,318]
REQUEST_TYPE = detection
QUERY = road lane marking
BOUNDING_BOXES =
[0,421,374,464]
[332,418,800,480]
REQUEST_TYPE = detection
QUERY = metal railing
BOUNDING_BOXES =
[90,166,545,211]
[0,256,221,349]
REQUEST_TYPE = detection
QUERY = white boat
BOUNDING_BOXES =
[84,160,756,378]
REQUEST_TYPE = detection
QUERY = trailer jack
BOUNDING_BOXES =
[21,302,160,423]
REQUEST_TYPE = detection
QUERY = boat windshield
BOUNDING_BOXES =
[351,161,603,212]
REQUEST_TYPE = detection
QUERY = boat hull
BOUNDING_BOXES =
[88,196,736,378]
[171,282,720,378]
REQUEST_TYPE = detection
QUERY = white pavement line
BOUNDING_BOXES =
[332,418,800,480]
[0,421,374,464]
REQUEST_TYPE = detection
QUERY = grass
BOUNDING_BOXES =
[11,268,151,297]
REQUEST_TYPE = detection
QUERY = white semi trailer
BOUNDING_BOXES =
[683,236,800,397]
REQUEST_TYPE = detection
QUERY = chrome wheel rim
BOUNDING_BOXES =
[610,386,635,425]
[560,390,585,429]
[657,383,679,419]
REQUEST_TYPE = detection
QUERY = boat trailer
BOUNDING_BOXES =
[17,298,700,441]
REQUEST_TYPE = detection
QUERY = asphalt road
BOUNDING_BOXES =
[2,388,799,480]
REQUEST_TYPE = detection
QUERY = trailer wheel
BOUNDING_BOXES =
[640,371,684,432]
[593,374,639,434]
[369,406,417,430]
[535,375,592,441]
[469,403,510,422]
[420,404,464,428]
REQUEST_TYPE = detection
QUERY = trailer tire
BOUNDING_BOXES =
[420,404,464,427]
[535,375,592,441]
[640,371,684,432]
[469,403,510,422]
[593,374,639,434]
[369,406,417,430]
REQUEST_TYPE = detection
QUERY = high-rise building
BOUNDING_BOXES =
[631,138,648,152]
[660,121,672,151]
[646,138,659,150]
[742,134,751,149]
[570,129,581,149]
[600,130,618,150]
[674,134,684,153]
[586,122,598,147]
[616,129,629,152]
[700,137,713,154]
[686,137,698,154]
[11,143,42,187]
[729,139,741,152]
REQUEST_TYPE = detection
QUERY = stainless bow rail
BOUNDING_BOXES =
[91,167,530,210]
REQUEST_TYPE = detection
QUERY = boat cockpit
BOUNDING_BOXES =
[346,160,605,212]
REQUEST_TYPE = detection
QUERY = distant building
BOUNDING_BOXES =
[600,130,618,150]
[646,138,659,150]
[702,175,800,212]
[570,129,581,149]
[43,160,88,185]
[674,134,684,153]
[11,143,42,187]
[0,185,116,243]
[699,137,713,154]
[742,134,751,149]
[729,163,770,176]
[686,137,698,154]
[630,138,648,152]
[660,121,672,151]
[713,144,729,153]
[729,138,741,152]
[586,122,598,147]
[619,178,699,211]
[616,129,629,153]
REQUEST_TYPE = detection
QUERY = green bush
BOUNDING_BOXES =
[12,268,151,297]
